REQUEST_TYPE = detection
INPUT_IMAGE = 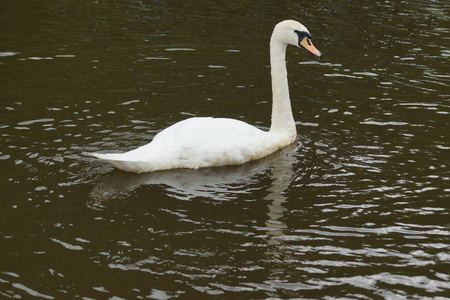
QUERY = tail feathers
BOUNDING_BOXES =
[91,152,149,173]
[91,152,125,161]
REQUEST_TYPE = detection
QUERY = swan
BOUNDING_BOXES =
[92,20,321,173]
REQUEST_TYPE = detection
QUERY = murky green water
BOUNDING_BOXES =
[1,0,449,298]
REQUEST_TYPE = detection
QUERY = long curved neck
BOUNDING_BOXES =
[269,36,296,137]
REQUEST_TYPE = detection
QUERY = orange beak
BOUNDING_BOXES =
[300,37,322,58]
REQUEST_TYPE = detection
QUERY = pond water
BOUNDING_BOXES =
[1,0,449,299]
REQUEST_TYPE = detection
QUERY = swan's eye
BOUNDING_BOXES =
[294,30,312,41]
[307,38,312,46]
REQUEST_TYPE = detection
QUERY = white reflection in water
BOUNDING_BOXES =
[89,143,300,211]
[263,147,298,235]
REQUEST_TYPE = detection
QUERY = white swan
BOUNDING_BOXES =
[92,20,321,173]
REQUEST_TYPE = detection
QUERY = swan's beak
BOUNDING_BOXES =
[299,37,322,58]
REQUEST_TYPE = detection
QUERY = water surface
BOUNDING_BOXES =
[1,0,449,298]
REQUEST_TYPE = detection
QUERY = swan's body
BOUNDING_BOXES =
[92,20,321,173]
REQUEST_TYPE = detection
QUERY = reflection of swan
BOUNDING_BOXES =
[264,151,297,234]
[89,144,299,209]
[91,20,321,173]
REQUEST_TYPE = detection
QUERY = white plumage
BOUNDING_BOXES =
[92,20,321,173]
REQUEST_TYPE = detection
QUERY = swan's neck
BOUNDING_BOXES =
[269,37,296,137]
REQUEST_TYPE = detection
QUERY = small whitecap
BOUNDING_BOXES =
[18,118,54,126]
[28,56,53,60]
[0,51,20,57]
[353,71,378,76]
[324,73,358,79]
[361,119,409,126]
[165,48,196,51]
[145,56,170,60]
[296,121,319,127]
[55,54,76,58]
[50,238,83,251]
[208,65,226,68]
[441,49,450,57]
[120,99,140,105]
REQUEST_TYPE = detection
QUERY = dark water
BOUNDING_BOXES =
[1,0,449,298]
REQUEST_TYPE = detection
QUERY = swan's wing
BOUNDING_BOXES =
[92,117,275,172]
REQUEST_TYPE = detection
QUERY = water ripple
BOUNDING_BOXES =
[1,0,449,299]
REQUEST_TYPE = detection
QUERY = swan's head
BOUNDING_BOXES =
[273,20,322,58]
